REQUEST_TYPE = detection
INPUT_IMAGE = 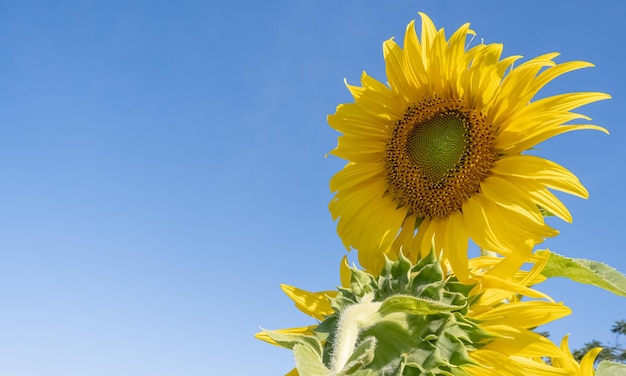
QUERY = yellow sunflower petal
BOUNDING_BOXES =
[339,256,351,288]
[464,195,542,260]
[467,349,571,376]
[418,12,438,61]
[580,347,603,376]
[284,368,299,376]
[402,21,428,91]
[417,217,441,258]
[331,178,406,255]
[481,325,564,358]
[462,196,509,253]
[551,335,602,375]
[471,301,571,328]
[445,22,474,83]
[507,176,573,223]
[329,161,384,192]
[474,273,552,305]
[351,75,408,118]
[490,53,559,123]
[524,61,593,100]
[531,92,611,113]
[492,155,589,198]
[505,124,608,155]
[442,210,470,282]
[551,335,578,372]
[480,176,544,225]
[391,214,420,260]
[384,38,414,104]
[280,284,334,320]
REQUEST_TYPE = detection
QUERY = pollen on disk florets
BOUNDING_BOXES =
[385,97,498,219]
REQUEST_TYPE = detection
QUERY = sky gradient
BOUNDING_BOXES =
[0,1,624,375]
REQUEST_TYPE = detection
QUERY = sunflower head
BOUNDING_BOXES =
[328,13,609,277]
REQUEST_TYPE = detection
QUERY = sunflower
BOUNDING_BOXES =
[328,13,609,278]
[257,250,600,375]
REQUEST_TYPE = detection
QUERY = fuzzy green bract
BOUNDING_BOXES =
[263,252,493,376]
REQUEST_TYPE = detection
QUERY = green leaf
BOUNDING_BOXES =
[293,344,329,376]
[596,360,626,376]
[538,251,626,297]
[378,295,461,317]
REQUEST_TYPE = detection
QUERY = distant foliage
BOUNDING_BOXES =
[572,320,626,364]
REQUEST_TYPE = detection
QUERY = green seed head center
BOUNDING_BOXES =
[406,113,467,184]
[385,97,497,218]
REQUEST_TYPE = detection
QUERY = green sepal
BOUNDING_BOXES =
[596,360,626,376]
[323,251,488,375]
[266,331,329,376]
[262,329,324,357]
[378,295,463,317]
[293,343,329,376]
[332,293,360,315]
[350,268,376,297]
[414,217,425,230]
[539,251,626,297]
[538,206,554,217]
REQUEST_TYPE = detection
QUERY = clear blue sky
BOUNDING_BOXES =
[0,1,624,375]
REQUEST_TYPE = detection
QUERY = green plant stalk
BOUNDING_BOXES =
[329,293,381,374]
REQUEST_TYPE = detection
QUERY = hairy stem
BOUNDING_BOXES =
[329,293,381,374]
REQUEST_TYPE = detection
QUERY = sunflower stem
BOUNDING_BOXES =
[329,293,381,375]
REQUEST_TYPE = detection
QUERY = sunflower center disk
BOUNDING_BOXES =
[406,113,467,184]
[385,97,498,219]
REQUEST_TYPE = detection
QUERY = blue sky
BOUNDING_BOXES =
[0,1,624,375]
